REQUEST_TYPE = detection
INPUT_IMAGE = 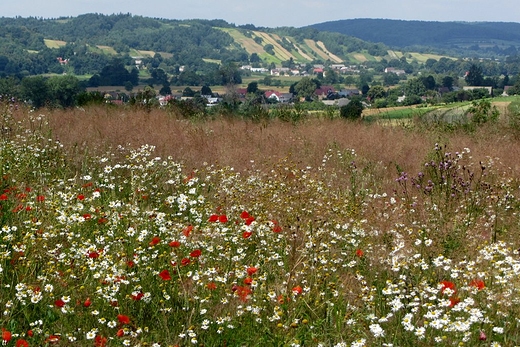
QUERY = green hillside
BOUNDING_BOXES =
[0,13,463,78]
[309,19,520,58]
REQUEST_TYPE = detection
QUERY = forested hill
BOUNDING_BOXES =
[0,13,390,77]
[308,19,520,56]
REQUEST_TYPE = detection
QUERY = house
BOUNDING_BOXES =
[56,57,69,65]
[463,86,493,96]
[322,99,350,107]
[338,89,360,98]
[265,90,293,103]
[314,85,335,99]
[205,97,222,107]
[236,88,248,97]
[384,67,406,75]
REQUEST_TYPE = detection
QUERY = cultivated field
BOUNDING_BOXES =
[1,100,520,346]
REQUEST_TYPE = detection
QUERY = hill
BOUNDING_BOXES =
[0,14,457,77]
[308,19,520,57]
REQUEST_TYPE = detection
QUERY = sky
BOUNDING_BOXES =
[2,0,519,28]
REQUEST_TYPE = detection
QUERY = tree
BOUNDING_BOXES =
[442,76,454,90]
[219,63,242,86]
[465,64,484,86]
[201,85,212,96]
[247,81,259,94]
[294,77,318,101]
[404,78,426,97]
[183,87,195,97]
[48,75,81,108]
[124,81,134,92]
[367,85,386,101]
[264,44,275,55]
[159,84,171,96]
[340,97,363,120]
[21,76,50,108]
[250,53,260,63]
[421,75,436,90]
[383,72,400,86]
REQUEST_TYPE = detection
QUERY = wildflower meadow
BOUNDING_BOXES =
[1,98,520,347]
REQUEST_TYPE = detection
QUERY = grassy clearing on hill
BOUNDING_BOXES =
[1,100,520,346]
[44,39,67,49]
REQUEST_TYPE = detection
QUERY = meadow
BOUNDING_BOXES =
[1,98,520,347]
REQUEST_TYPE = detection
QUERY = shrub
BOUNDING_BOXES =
[340,97,363,119]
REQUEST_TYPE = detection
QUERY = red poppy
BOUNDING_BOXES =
[84,297,92,307]
[183,171,195,183]
[126,260,135,268]
[2,329,12,343]
[36,195,45,202]
[189,249,202,258]
[242,231,252,239]
[94,335,107,347]
[83,213,92,220]
[117,314,130,325]
[440,280,456,294]
[159,269,172,281]
[243,277,253,285]
[12,204,23,213]
[469,279,485,290]
[218,215,228,223]
[149,236,161,246]
[208,214,219,222]
[46,335,60,344]
[0,194,8,200]
[77,194,85,200]
[16,339,29,347]
[277,295,290,304]
[240,211,251,219]
[131,292,144,301]
[97,217,108,224]
[272,220,282,233]
[27,330,33,337]
[54,299,65,308]
[88,251,100,259]
[247,267,258,276]
[235,286,252,302]
[181,257,191,266]
[292,285,303,295]
[116,329,124,337]
[449,296,460,307]
[355,249,364,257]
[183,225,193,237]
[169,240,181,248]
[206,282,217,290]
[244,217,255,226]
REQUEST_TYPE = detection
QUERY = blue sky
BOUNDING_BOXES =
[2,0,519,27]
